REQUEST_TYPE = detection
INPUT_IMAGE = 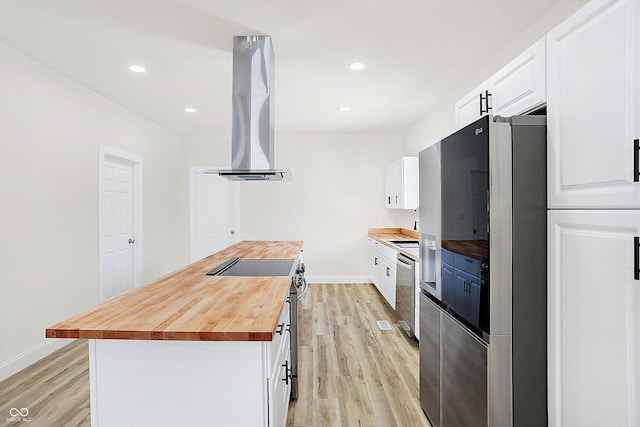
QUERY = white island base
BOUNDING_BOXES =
[88,335,291,427]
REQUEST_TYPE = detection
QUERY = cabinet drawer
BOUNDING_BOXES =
[378,243,399,264]
[454,254,481,277]
[442,249,454,266]
[268,301,290,376]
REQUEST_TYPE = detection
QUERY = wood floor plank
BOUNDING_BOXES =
[1,283,430,427]
[287,283,430,427]
[0,340,90,426]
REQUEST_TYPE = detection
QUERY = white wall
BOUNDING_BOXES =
[0,43,189,379]
[186,133,414,281]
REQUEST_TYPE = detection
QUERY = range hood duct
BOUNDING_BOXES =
[207,35,291,181]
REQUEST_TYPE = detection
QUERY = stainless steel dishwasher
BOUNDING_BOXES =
[395,252,415,337]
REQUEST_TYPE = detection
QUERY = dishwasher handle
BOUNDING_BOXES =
[397,254,415,270]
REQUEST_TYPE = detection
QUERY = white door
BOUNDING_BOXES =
[100,157,136,301]
[548,209,640,427]
[547,0,640,208]
[189,168,240,262]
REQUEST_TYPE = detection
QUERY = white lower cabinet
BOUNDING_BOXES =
[268,344,291,427]
[368,237,398,309]
[89,301,292,427]
[548,209,640,427]
[368,238,379,284]
[414,263,420,340]
[379,255,397,309]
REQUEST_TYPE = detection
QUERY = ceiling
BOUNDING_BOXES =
[1,0,574,136]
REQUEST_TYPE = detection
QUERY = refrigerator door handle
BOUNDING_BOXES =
[634,139,639,182]
[634,236,639,280]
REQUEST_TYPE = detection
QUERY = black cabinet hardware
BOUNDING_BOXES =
[276,323,285,335]
[282,360,290,384]
[479,90,492,115]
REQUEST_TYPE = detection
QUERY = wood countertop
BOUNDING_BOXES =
[442,240,488,261]
[46,241,303,342]
[368,228,420,261]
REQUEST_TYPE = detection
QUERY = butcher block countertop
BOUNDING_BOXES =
[442,240,488,261]
[368,227,420,261]
[46,241,303,342]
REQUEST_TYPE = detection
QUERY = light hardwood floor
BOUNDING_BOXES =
[0,284,429,427]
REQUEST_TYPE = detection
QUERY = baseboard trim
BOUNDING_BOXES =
[0,338,73,382]
[305,276,372,284]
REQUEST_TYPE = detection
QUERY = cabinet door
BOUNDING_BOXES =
[368,238,379,285]
[384,159,402,208]
[454,80,489,129]
[547,0,640,208]
[453,270,468,317]
[489,36,546,117]
[414,266,421,340]
[441,262,455,308]
[269,347,291,427]
[378,256,396,308]
[385,263,397,309]
[465,274,481,328]
[399,157,419,209]
[548,210,640,427]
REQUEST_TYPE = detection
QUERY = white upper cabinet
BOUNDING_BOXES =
[454,80,490,129]
[385,157,419,209]
[454,37,547,129]
[547,0,640,208]
[488,37,546,118]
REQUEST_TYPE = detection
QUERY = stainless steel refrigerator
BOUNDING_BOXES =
[419,115,547,427]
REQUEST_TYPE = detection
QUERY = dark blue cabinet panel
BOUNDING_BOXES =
[466,274,481,326]
[442,261,455,308]
[441,249,482,329]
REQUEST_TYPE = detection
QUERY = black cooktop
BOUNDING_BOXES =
[206,258,296,277]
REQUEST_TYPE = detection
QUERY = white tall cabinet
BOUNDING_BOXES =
[547,0,640,426]
[548,210,640,427]
[547,0,640,208]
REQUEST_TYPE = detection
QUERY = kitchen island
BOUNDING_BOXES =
[46,240,303,427]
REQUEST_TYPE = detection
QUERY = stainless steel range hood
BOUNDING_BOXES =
[207,35,291,181]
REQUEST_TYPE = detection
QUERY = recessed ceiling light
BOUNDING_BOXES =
[338,106,351,112]
[184,107,197,113]
[128,65,147,73]
[349,62,366,71]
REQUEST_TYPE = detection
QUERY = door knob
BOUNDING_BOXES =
[230,230,235,235]
[128,238,135,244]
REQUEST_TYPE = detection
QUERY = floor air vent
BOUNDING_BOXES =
[376,320,392,331]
